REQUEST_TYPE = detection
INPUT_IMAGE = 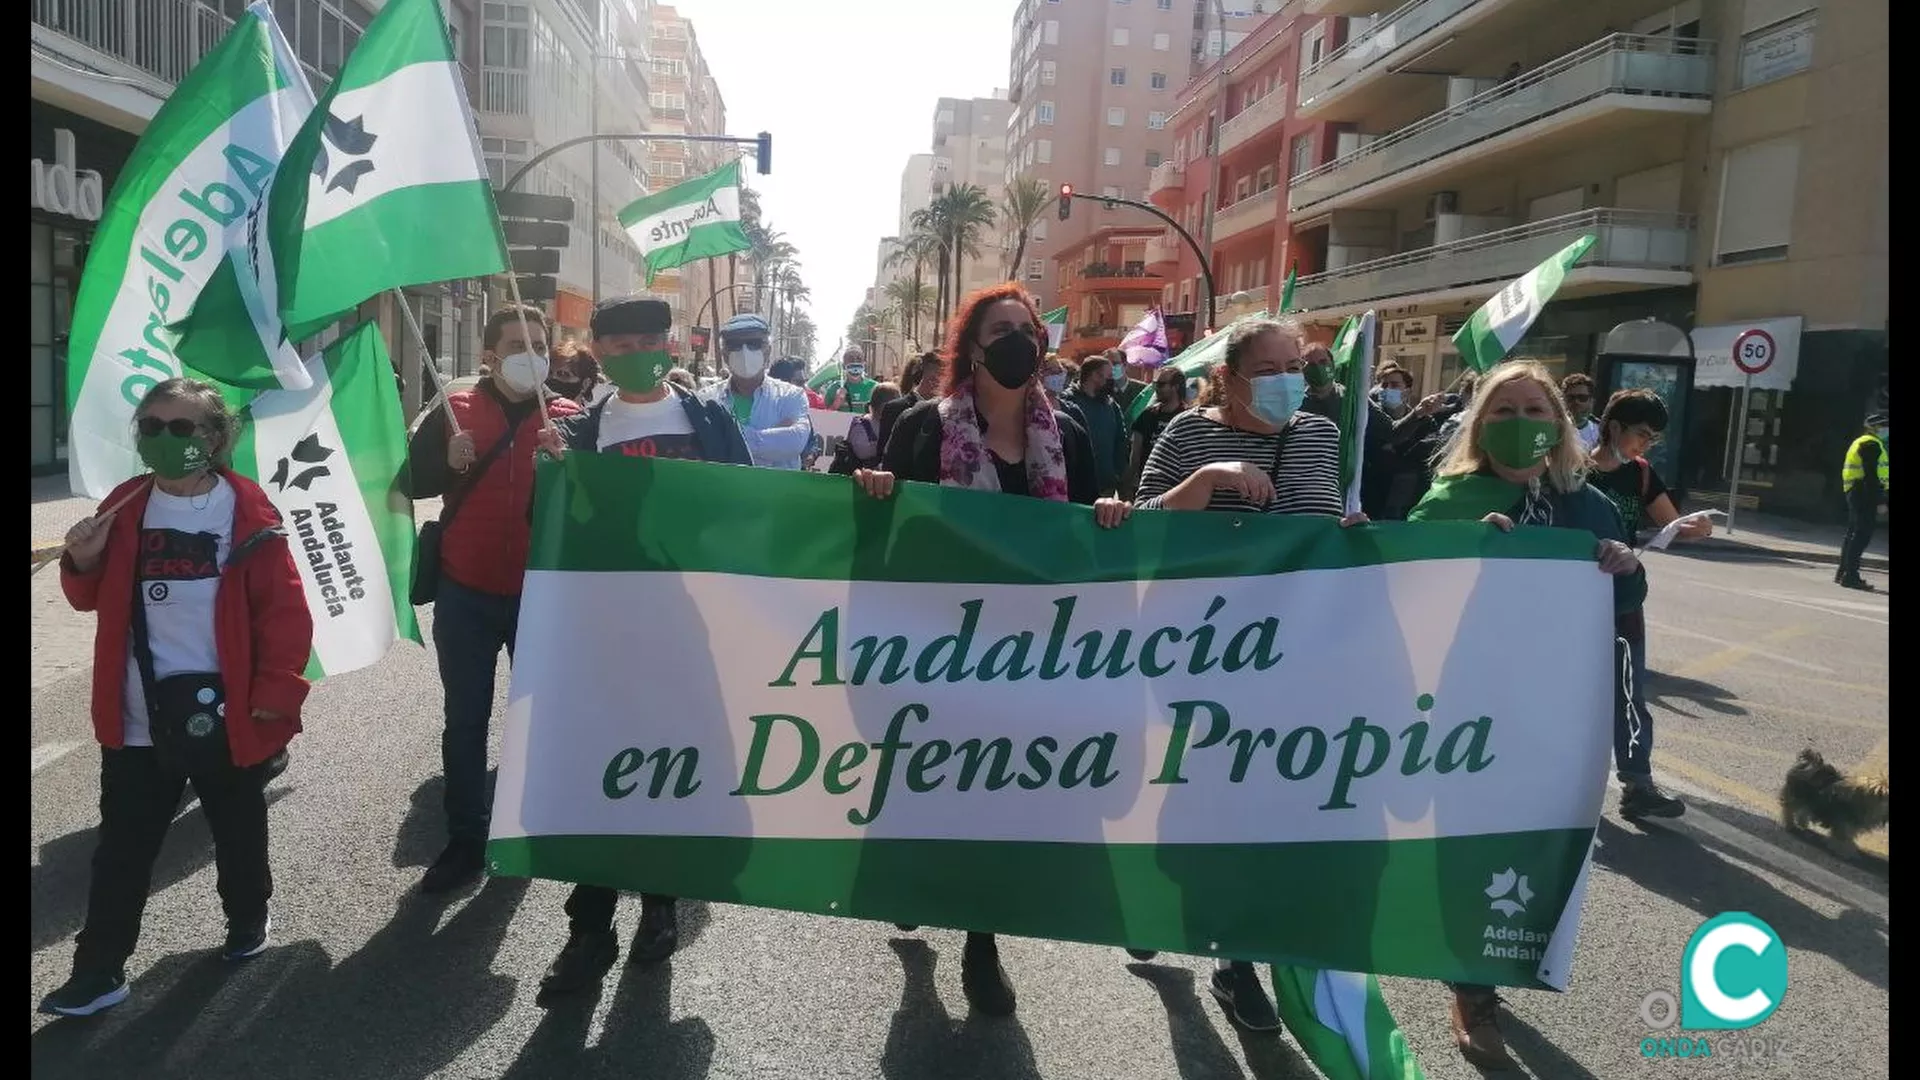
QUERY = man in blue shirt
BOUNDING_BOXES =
[699,313,813,469]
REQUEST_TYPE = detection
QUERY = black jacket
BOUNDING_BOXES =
[882,398,1099,505]
[876,391,921,456]
[552,384,753,465]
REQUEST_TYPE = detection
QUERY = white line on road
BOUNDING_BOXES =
[1644,620,1837,673]
[1662,574,1890,626]
[31,741,79,774]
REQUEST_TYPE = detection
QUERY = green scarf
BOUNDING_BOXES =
[1406,472,1525,523]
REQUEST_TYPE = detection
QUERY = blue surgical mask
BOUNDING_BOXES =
[1246,372,1306,427]
[1042,373,1066,394]
[1380,387,1405,409]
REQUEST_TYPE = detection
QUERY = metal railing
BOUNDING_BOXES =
[1147,160,1186,198]
[1292,208,1695,311]
[35,0,235,87]
[1291,35,1716,211]
[1218,86,1289,154]
[1145,233,1183,266]
[1220,284,1272,317]
[482,69,531,115]
[1298,0,1482,109]
[1212,186,1280,240]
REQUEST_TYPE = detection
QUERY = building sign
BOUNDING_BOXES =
[30,129,104,222]
[1740,14,1816,89]
[1691,316,1802,391]
[1384,316,1436,345]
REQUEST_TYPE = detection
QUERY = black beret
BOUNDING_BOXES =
[592,297,672,337]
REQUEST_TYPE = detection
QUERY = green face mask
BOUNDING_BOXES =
[138,432,214,479]
[1480,416,1561,470]
[601,350,674,393]
[1304,363,1333,390]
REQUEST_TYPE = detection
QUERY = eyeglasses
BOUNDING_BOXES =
[1628,425,1664,445]
[1565,394,1592,404]
[137,417,201,438]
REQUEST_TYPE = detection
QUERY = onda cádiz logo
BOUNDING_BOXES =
[1637,912,1789,1063]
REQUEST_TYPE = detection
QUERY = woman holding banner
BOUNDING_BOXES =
[852,283,1133,1017]
[1407,360,1645,1069]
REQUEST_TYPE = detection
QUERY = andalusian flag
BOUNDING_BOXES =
[1271,967,1427,1080]
[235,322,420,677]
[1331,311,1376,514]
[1041,306,1069,351]
[619,161,752,285]
[173,0,507,378]
[1279,264,1298,314]
[1124,310,1272,427]
[1452,235,1595,372]
[65,1,313,497]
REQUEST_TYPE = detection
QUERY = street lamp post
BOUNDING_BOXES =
[1200,0,1230,325]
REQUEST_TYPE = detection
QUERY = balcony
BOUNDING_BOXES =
[1290,35,1715,215]
[1212,186,1280,242]
[1218,87,1289,155]
[34,0,231,87]
[1305,0,1389,14]
[1291,209,1694,316]
[1079,263,1165,291]
[1145,232,1184,271]
[1298,0,1493,116]
[481,69,531,115]
[1147,160,1186,205]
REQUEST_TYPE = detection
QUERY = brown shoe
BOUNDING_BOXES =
[1450,987,1518,1070]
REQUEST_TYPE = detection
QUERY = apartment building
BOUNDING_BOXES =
[933,95,1014,299]
[1002,0,1264,322]
[1148,0,1882,521]
[29,0,492,470]
[648,4,734,363]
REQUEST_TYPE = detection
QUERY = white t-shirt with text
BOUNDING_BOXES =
[597,394,700,459]
[122,478,236,746]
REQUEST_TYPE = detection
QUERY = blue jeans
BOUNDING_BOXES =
[433,577,521,845]
[1616,627,1653,785]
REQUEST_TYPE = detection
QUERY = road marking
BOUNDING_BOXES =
[1660,575,1890,626]
[31,741,79,774]
[1672,625,1809,680]
[1653,695,1885,731]
[1660,728,1798,766]
[1658,754,1888,858]
[1644,620,1836,673]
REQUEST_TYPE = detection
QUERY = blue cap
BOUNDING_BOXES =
[720,313,770,340]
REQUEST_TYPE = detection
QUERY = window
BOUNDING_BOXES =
[1043,19,1059,44]
[1716,136,1800,264]
[1153,32,1170,51]
[1111,67,1127,85]
[1041,59,1057,84]
[1146,150,1163,167]
[1289,133,1315,178]
[1104,147,1122,166]
[650,92,687,111]
[1150,72,1167,90]
[1027,260,1045,282]
[1038,101,1055,124]
[1037,138,1053,163]
[1157,0,1172,8]
[1303,22,1327,69]
[937,109,955,126]
[1147,111,1167,129]
[1112,27,1130,46]
[1033,218,1048,240]
[1103,185,1122,198]
[1108,107,1126,126]
[1739,11,1815,89]
[1255,165,1275,191]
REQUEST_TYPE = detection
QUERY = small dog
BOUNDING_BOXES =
[1780,749,1889,856]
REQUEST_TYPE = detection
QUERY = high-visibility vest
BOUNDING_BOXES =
[1842,433,1889,492]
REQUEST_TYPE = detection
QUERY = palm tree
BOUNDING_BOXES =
[936,184,996,317]
[776,264,810,354]
[906,206,949,329]
[1000,176,1051,284]
[886,231,942,343]
[731,184,766,322]
[883,277,936,347]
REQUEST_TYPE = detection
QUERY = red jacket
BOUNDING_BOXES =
[62,469,314,767]
[426,385,580,597]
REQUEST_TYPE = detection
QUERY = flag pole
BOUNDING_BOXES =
[392,288,462,433]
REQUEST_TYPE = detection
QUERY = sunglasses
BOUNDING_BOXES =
[137,417,202,438]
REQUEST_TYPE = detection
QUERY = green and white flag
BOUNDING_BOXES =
[619,161,752,286]
[491,454,1611,989]
[1125,310,1271,427]
[1271,966,1426,1080]
[1332,311,1376,515]
[1452,235,1596,373]
[1279,264,1298,314]
[175,0,506,379]
[1041,305,1069,351]
[64,0,314,498]
[234,322,420,677]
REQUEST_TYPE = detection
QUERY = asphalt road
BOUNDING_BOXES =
[29,548,1888,1080]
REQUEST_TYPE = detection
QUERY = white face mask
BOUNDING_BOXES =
[496,351,550,395]
[728,346,767,378]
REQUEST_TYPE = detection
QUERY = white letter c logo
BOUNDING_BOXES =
[1688,923,1776,1023]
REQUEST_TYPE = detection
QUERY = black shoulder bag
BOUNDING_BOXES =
[410,430,516,606]
[130,582,232,778]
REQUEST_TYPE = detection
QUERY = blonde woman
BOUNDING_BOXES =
[1407,360,1644,1069]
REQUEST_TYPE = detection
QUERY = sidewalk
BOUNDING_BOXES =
[32,474,1888,571]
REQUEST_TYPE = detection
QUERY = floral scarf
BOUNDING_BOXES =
[935,381,1070,501]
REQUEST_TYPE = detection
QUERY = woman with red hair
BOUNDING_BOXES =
[853,283,1132,1017]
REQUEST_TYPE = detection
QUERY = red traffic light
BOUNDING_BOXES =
[1058,184,1074,221]
[1060,184,1072,197]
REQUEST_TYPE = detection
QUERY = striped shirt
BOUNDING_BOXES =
[1134,408,1344,517]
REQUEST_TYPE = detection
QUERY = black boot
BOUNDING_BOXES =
[960,932,1016,1016]
[629,896,679,965]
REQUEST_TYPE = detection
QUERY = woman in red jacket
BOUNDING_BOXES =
[42,379,313,1018]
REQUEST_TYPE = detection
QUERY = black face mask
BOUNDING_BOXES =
[979,331,1040,390]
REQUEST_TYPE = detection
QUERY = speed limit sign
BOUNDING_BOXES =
[1732,328,1776,375]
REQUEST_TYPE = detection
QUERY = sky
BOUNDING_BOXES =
[674,0,1015,368]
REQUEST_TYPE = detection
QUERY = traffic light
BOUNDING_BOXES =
[755,131,773,175]
[1058,184,1073,221]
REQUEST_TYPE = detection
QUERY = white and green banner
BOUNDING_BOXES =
[1332,311,1377,516]
[233,322,420,678]
[491,455,1612,989]
[619,161,753,286]
[1041,305,1069,351]
[64,0,314,497]
[1451,235,1596,373]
